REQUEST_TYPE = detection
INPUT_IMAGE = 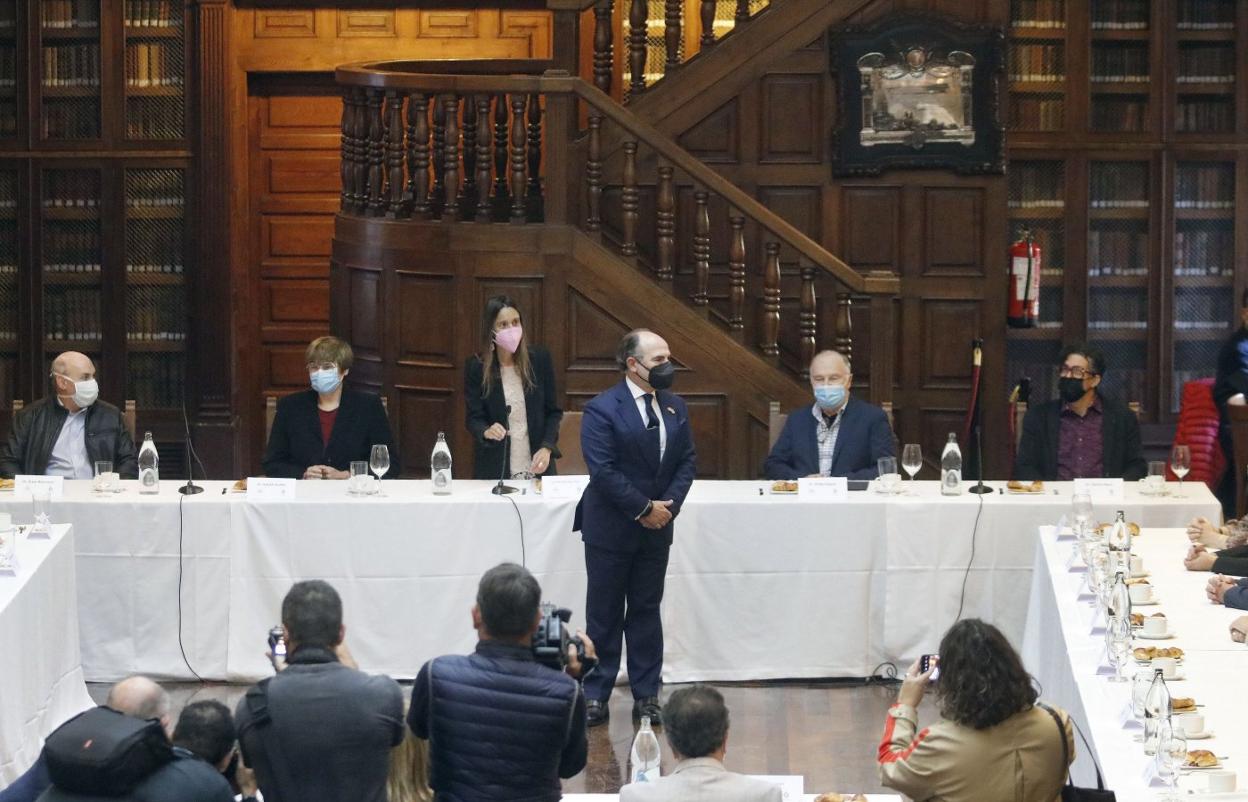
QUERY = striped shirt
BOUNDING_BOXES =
[812,403,843,477]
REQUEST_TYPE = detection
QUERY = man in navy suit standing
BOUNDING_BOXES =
[764,350,895,480]
[576,329,697,728]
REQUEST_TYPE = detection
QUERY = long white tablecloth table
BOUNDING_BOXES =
[0,479,1219,683]
[1023,525,1248,797]
[0,524,93,784]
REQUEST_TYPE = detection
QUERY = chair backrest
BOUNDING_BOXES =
[558,411,587,474]
[1228,404,1248,518]
[1013,400,1029,450]
[768,401,787,450]
[1129,401,1142,419]
[123,399,136,441]
[11,399,22,420]
[264,396,277,448]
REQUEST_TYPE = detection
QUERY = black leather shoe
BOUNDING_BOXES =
[632,696,662,726]
[586,699,609,728]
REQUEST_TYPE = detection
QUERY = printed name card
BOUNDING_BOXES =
[797,477,848,500]
[247,477,296,501]
[1073,478,1124,500]
[748,776,803,801]
[14,475,64,500]
[540,475,590,500]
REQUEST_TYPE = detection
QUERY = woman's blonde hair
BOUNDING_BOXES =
[386,709,433,802]
[305,336,354,371]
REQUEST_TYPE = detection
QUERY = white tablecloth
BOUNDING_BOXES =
[1023,525,1248,796]
[0,525,93,783]
[0,479,1220,683]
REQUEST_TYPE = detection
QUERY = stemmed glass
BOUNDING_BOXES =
[369,444,390,496]
[1155,718,1188,801]
[1071,492,1093,539]
[901,444,922,494]
[1131,668,1151,738]
[1088,546,1110,602]
[1170,445,1191,499]
[1105,614,1131,682]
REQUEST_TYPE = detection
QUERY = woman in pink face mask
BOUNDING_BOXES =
[464,295,564,480]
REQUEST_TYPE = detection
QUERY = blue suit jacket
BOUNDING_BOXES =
[763,397,895,480]
[574,380,697,552]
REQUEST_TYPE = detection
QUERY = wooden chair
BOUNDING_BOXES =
[11,398,22,420]
[768,401,787,449]
[557,411,587,474]
[1228,405,1248,518]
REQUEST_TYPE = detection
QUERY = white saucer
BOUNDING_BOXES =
[1134,598,1161,606]
[1184,730,1214,741]
[1131,570,1151,579]
[1138,631,1175,640]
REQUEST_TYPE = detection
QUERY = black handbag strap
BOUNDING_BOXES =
[239,677,299,802]
[1039,702,1107,791]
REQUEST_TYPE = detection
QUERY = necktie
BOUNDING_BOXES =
[642,393,661,461]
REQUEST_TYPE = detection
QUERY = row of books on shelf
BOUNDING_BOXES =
[125,43,182,88]
[0,49,15,87]
[1173,320,1232,330]
[35,262,186,274]
[41,1,100,29]
[1011,0,1064,28]
[42,45,100,88]
[43,171,99,206]
[126,173,183,207]
[1175,100,1235,133]
[1176,47,1236,82]
[125,101,184,140]
[126,262,184,274]
[1088,321,1148,330]
[1089,267,1148,277]
[1009,98,1065,131]
[1090,0,1149,29]
[125,1,181,28]
[1090,167,1148,207]
[1177,0,1238,29]
[1089,293,1148,323]
[1008,45,1064,82]
[1090,46,1150,83]
[41,102,100,140]
[1089,230,1147,274]
[43,263,100,274]
[128,355,184,408]
[1009,167,1063,207]
[1091,98,1148,133]
[43,288,100,341]
[1175,229,1234,275]
[0,264,16,276]
[1175,167,1234,207]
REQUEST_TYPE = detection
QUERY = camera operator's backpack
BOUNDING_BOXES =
[42,707,173,795]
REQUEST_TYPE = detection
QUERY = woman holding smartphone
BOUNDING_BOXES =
[464,296,563,480]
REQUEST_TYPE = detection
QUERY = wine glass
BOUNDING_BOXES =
[1170,444,1191,499]
[1105,614,1131,683]
[901,444,922,494]
[1131,668,1151,736]
[1155,718,1188,801]
[369,444,390,496]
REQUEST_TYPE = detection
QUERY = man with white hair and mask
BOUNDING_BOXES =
[0,350,137,479]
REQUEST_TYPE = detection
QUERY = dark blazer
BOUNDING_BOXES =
[262,388,400,479]
[1013,395,1147,481]
[464,346,563,479]
[763,398,895,480]
[574,380,697,552]
[0,398,137,479]
[36,748,233,802]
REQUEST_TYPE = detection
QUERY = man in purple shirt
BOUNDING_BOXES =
[1013,344,1147,482]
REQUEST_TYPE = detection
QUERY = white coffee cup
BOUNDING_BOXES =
[1129,555,1143,576]
[1207,771,1236,793]
[1142,616,1167,637]
[1178,712,1205,737]
[1128,583,1153,604]
[1151,656,1178,679]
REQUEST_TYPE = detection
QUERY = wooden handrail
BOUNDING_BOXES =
[334,64,899,296]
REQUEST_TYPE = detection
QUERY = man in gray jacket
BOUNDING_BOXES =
[621,685,781,802]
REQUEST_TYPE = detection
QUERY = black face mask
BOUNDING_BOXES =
[1059,376,1087,404]
[640,361,675,391]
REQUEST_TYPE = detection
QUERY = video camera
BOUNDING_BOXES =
[532,603,596,675]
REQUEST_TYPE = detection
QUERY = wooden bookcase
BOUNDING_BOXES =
[1006,0,1248,421]
[0,0,191,472]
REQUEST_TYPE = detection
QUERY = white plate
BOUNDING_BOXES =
[1184,762,1224,771]
[1138,631,1175,640]
[1131,570,1151,579]
[1185,730,1214,741]
[1134,598,1161,606]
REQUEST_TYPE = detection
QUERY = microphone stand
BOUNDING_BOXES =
[968,338,992,495]
[178,435,203,495]
[492,405,518,495]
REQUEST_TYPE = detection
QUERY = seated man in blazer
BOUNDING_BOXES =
[263,336,401,479]
[1013,343,1146,481]
[620,685,780,802]
[764,349,895,480]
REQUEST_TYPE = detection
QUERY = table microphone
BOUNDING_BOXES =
[178,430,203,495]
[492,405,518,495]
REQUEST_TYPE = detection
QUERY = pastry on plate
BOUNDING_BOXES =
[0,478,13,490]
[1171,697,1197,712]
[771,480,799,493]
[1185,749,1217,768]
[1006,479,1044,493]
[814,795,868,802]
[232,479,247,492]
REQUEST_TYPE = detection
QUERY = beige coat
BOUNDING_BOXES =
[620,757,784,802]
[878,703,1074,802]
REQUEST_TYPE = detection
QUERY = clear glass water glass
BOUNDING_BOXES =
[349,461,370,495]
[1105,615,1131,682]
[1146,460,1167,495]
[1071,492,1093,539]
[93,460,114,493]
[1156,719,1187,801]
[30,485,51,534]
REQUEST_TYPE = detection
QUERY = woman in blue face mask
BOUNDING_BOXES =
[262,335,401,480]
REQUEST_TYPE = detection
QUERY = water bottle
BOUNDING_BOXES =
[1143,668,1171,754]
[431,432,452,495]
[1107,510,1131,574]
[940,433,962,496]
[1108,571,1131,621]
[629,716,661,784]
[137,432,159,494]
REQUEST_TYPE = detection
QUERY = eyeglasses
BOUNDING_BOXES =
[1058,366,1097,379]
[307,362,338,372]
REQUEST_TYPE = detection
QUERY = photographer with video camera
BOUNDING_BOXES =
[408,563,597,802]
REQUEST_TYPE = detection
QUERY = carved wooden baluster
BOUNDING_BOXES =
[474,95,492,222]
[691,190,710,306]
[366,90,385,216]
[628,0,647,97]
[408,93,430,217]
[460,93,478,220]
[727,214,746,333]
[700,0,715,46]
[339,89,354,212]
[585,114,603,231]
[492,94,509,219]
[735,0,750,26]
[384,90,405,218]
[759,241,781,357]
[620,141,639,255]
[834,292,853,363]
[526,93,543,221]
[799,262,817,377]
[509,94,527,223]
[442,94,460,220]
[664,0,681,72]
[593,0,614,95]
[655,163,675,280]
[351,90,368,214]
[429,94,447,215]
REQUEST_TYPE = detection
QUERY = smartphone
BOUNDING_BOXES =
[920,653,940,681]
[268,626,286,659]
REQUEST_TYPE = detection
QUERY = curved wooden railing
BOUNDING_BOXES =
[336,62,899,384]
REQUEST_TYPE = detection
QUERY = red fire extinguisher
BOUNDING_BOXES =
[1008,228,1041,329]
